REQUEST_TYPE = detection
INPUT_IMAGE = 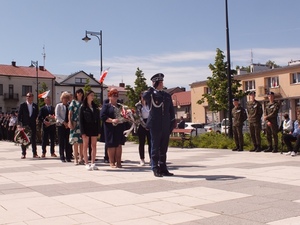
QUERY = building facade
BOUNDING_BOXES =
[190,63,300,124]
[0,61,55,112]
[55,71,107,105]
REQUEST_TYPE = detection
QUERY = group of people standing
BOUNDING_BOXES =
[16,72,176,176]
[232,90,300,155]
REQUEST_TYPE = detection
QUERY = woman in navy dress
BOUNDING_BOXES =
[100,89,126,168]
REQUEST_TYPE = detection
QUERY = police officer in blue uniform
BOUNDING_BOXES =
[143,73,176,177]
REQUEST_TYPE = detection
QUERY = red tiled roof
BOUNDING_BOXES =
[0,64,55,79]
[172,91,191,106]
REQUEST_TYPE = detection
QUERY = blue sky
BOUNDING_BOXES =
[1,0,300,90]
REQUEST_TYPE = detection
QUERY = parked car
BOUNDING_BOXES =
[184,122,206,136]
[221,118,250,134]
[204,123,221,133]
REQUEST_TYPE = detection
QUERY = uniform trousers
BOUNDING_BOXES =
[150,128,170,172]
[249,122,261,148]
[265,122,279,148]
[233,125,243,149]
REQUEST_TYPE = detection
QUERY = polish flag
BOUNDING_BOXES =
[99,67,110,84]
[38,90,50,99]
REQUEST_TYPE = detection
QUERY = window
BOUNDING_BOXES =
[0,84,3,95]
[244,80,256,91]
[22,85,32,96]
[292,72,300,84]
[267,77,279,88]
[75,78,87,84]
[204,87,212,94]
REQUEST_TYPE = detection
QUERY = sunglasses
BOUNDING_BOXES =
[26,95,33,97]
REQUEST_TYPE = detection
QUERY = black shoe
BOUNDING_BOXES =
[232,147,239,151]
[255,147,262,152]
[66,159,72,162]
[61,159,66,162]
[264,147,273,152]
[153,169,162,177]
[237,149,244,152]
[161,170,174,176]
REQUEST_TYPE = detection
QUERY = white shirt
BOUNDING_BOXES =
[283,119,293,132]
[141,105,150,119]
[27,101,33,117]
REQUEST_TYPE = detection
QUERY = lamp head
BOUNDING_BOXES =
[82,35,91,42]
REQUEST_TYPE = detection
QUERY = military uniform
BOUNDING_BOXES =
[143,73,175,177]
[246,93,263,152]
[232,101,247,151]
[264,93,280,152]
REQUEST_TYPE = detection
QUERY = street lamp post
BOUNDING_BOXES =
[82,30,103,104]
[225,0,233,138]
[30,60,39,104]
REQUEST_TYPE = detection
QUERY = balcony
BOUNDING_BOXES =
[3,93,19,101]
[257,86,282,98]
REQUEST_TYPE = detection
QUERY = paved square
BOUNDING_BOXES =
[1,141,300,224]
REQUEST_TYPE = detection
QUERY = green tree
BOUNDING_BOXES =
[197,48,244,117]
[265,60,280,68]
[38,82,48,108]
[125,67,148,107]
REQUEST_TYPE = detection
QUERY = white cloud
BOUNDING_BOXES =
[77,47,300,90]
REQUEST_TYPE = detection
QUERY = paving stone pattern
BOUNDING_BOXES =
[0,141,300,224]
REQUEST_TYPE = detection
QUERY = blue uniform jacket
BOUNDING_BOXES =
[143,87,175,134]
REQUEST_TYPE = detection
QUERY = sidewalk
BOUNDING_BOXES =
[1,141,300,225]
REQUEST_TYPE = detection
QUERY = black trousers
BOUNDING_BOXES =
[21,125,37,156]
[57,126,72,160]
[283,134,300,152]
[42,125,56,154]
[138,124,151,160]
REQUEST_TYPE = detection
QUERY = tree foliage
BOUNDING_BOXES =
[38,82,48,108]
[265,60,280,68]
[197,48,244,113]
[125,68,148,108]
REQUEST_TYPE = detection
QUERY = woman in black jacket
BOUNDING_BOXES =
[79,90,100,171]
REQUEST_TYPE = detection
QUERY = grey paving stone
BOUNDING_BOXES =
[1,141,300,225]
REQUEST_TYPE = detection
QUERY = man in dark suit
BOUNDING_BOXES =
[18,92,39,159]
[38,96,57,158]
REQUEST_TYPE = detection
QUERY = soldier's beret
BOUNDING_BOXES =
[249,91,256,95]
[267,91,274,95]
[233,98,239,101]
[150,73,164,82]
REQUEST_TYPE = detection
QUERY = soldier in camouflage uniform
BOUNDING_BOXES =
[246,91,263,152]
[263,91,280,153]
[232,98,247,151]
